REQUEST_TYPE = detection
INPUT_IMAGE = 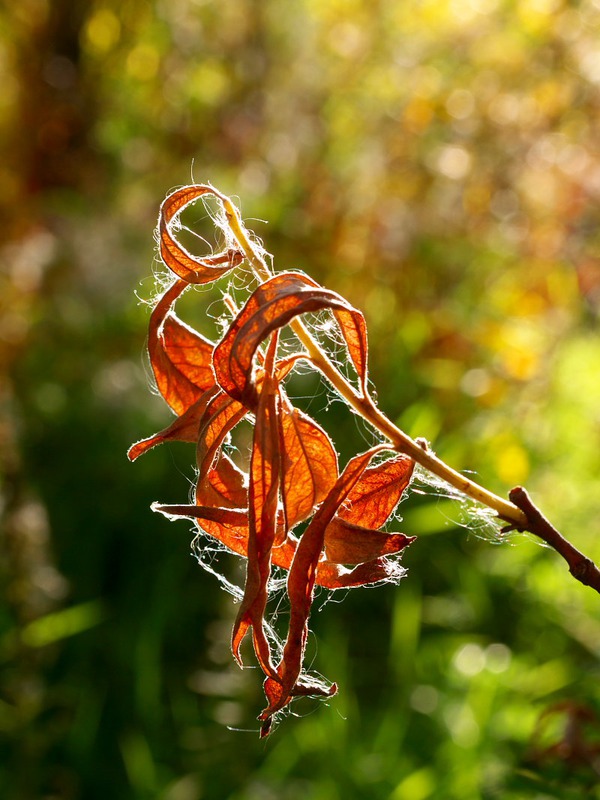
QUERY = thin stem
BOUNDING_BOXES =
[509,487,600,595]
[220,192,528,529]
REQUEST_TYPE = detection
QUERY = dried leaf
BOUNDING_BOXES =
[231,340,282,678]
[337,454,415,529]
[154,504,250,558]
[315,556,408,590]
[260,447,384,725]
[149,279,216,415]
[279,403,338,530]
[213,272,369,404]
[159,185,243,284]
[323,518,415,564]
[204,453,248,509]
[194,391,247,507]
[127,386,220,462]
[331,307,369,395]
[153,502,297,572]
[260,673,337,738]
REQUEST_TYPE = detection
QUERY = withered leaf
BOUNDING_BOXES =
[337,454,415,529]
[279,403,338,531]
[154,504,251,558]
[203,453,248,509]
[323,518,415,565]
[127,386,220,462]
[153,502,298,573]
[315,556,409,590]
[231,339,282,679]
[260,447,384,725]
[260,674,337,738]
[213,272,369,405]
[159,185,243,284]
[149,279,216,416]
[332,307,369,396]
[194,390,247,507]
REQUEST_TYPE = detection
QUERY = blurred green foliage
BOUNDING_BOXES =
[1,0,600,797]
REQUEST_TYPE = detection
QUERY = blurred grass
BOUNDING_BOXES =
[1,0,600,798]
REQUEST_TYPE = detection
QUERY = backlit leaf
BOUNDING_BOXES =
[213,271,369,404]
[149,279,216,415]
[331,307,369,395]
[127,386,220,462]
[315,556,409,590]
[279,403,338,530]
[323,518,415,564]
[159,185,243,284]
[204,453,248,509]
[337,454,415,529]
[259,447,384,725]
[231,339,282,678]
[194,390,247,507]
[153,503,298,573]
[154,504,251,558]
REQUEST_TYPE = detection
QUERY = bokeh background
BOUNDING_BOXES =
[2,0,600,798]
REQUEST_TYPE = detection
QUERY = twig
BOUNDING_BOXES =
[508,486,600,595]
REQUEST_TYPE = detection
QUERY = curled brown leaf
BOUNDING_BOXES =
[213,272,369,405]
[259,447,384,725]
[231,337,282,679]
[148,280,217,416]
[127,386,220,462]
[159,185,243,284]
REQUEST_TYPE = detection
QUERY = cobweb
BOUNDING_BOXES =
[409,463,509,544]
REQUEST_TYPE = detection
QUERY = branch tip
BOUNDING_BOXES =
[508,485,600,595]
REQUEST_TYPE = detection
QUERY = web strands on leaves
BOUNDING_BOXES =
[130,185,417,735]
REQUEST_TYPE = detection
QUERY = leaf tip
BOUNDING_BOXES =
[127,441,143,461]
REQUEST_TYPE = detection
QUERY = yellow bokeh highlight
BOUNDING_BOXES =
[482,317,544,381]
[83,8,121,54]
[500,344,540,381]
[126,44,160,82]
[189,62,230,106]
[496,442,530,485]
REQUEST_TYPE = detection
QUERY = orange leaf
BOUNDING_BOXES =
[154,504,250,557]
[260,447,384,724]
[231,340,282,678]
[279,403,338,530]
[127,386,220,462]
[152,502,297,572]
[315,556,409,589]
[331,307,369,395]
[194,391,247,507]
[203,454,248,509]
[260,674,337,738]
[159,185,243,284]
[213,271,369,405]
[323,518,415,564]
[149,279,217,415]
[337,454,415,529]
